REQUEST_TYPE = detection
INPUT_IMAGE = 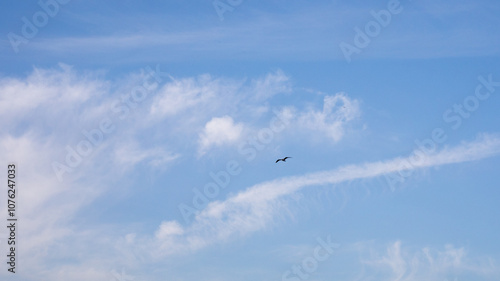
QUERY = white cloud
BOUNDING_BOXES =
[113,141,180,169]
[298,93,360,141]
[150,74,241,117]
[272,92,360,142]
[147,71,360,150]
[156,221,184,239]
[198,115,245,155]
[0,66,185,280]
[0,64,108,130]
[0,133,112,281]
[354,240,498,281]
[250,69,292,100]
[150,75,213,116]
[26,2,500,62]
[275,106,296,125]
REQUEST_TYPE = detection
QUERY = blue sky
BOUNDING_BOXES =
[1,0,500,280]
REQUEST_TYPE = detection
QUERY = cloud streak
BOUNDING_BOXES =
[11,1,500,63]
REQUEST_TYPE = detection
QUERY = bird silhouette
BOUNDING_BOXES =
[276,157,292,163]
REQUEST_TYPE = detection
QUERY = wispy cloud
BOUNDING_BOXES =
[250,69,292,101]
[353,240,499,281]
[113,141,180,168]
[149,74,240,118]
[297,92,360,141]
[0,63,108,128]
[11,1,500,63]
[147,69,360,155]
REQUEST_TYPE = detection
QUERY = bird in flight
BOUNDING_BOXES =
[276,157,292,163]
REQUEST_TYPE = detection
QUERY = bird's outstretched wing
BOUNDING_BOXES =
[276,157,292,163]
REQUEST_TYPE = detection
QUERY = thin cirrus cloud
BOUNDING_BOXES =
[149,74,241,117]
[250,69,292,101]
[149,133,500,257]
[10,1,499,63]
[352,240,499,280]
[113,141,180,169]
[149,70,292,120]
[263,92,361,144]
[297,93,361,142]
[0,63,108,126]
